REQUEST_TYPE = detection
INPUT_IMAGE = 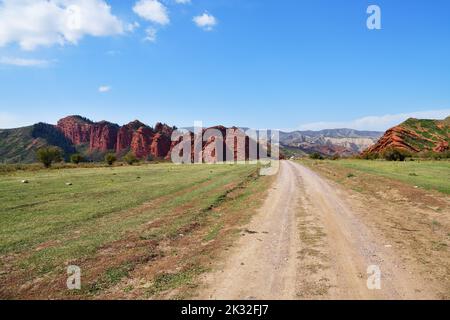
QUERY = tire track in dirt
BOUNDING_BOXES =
[197,161,301,299]
[197,161,439,299]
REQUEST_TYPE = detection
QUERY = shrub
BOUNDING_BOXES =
[382,147,410,161]
[416,150,450,160]
[331,154,340,160]
[70,153,84,164]
[361,152,379,160]
[123,152,138,165]
[309,152,324,160]
[105,153,117,166]
[36,147,63,168]
[430,152,443,160]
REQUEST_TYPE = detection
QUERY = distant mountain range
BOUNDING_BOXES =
[0,115,448,163]
[183,127,383,157]
[279,128,383,157]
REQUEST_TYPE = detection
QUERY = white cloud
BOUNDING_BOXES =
[127,21,140,32]
[0,56,51,67]
[133,0,169,25]
[98,85,111,93]
[0,0,124,51]
[175,0,191,4]
[298,109,450,131]
[193,12,217,31]
[144,27,157,42]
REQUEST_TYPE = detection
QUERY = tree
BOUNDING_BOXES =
[382,147,410,161]
[105,153,117,166]
[123,152,138,165]
[309,152,324,160]
[70,154,84,164]
[36,147,63,168]
[331,153,341,160]
[361,152,379,160]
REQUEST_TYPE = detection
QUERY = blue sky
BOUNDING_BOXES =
[0,0,449,131]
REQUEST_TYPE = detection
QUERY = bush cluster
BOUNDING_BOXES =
[123,152,139,165]
[309,152,324,160]
[361,148,450,161]
[36,147,63,168]
[381,148,411,161]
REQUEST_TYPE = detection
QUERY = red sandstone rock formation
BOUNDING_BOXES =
[154,122,174,136]
[150,133,171,158]
[364,126,421,154]
[89,121,119,152]
[57,116,119,152]
[167,126,271,163]
[55,115,279,161]
[363,117,449,156]
[56,116,92,145]
[116,120,146,154]
[131,127,154,159]
[433,141,449,152]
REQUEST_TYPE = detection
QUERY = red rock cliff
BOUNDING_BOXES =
[131,127,154,159]
[116,120,146,154]
[89,121,119,152]
[55,116,273,161]
[57,116,92,145]
[151,133,171,158]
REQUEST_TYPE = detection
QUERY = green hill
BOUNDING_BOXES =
[0,123,75,164]
[365,117,450,154]
[401,117,450,151]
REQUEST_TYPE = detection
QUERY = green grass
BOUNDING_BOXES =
[203,222,224,242]
[87,264,133,295]
[146,265,207,296]
[316,159,450,194]
[0,163,262,282]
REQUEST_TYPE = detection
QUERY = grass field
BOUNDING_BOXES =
[303,159,450,194]
[0,163,271,299]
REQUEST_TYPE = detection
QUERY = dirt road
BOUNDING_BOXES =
[197,161,440,299]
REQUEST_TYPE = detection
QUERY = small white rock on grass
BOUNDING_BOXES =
[66,182,73,186]
[21,180,29,184]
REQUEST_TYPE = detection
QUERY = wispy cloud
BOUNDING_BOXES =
[98,86,111,93]
[298,109,450,131]
[133,0,170,25]
[193,12,217,31]
[144,27,158,42]
[0,56,51,67]
[127,21,140,32]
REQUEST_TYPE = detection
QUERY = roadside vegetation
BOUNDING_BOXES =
[300,158,450,194]
[0,150,149,173]
[361,148,450,161]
